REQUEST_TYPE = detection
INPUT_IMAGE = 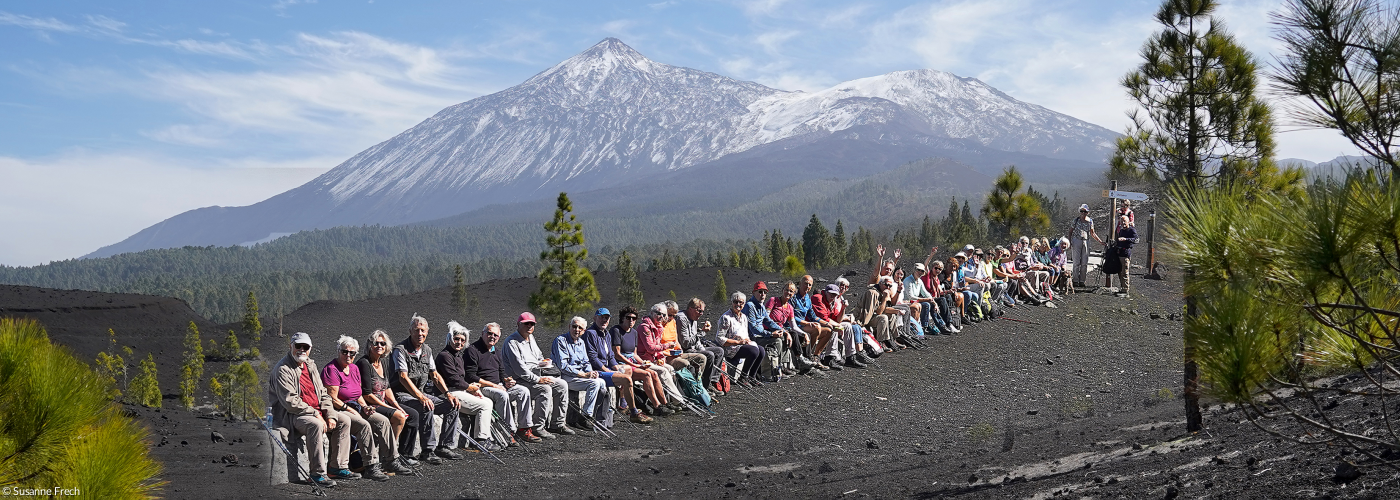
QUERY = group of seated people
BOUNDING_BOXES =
[268,236,1098,488]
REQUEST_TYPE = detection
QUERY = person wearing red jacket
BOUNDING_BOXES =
[812,284,872,369]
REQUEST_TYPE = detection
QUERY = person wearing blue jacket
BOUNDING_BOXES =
[742,281,791,379]
[551,316,607,430]
[582,308,653,424]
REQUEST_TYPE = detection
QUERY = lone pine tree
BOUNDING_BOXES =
[528,193,601,327]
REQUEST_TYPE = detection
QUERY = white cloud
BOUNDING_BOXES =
[0,152,331,266]
[0,11,78,32]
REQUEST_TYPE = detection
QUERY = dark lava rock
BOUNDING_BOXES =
[1164,485,1179,499]
[818,462,835,474]
[1334,461,1363,483]
[1149,312,1162,320]
[211,431,225,443]
[866,439,880,449]
[967,474,978,484]
[220,454,237,464]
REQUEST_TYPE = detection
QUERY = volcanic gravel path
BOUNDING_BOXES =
[6,266,1400,499]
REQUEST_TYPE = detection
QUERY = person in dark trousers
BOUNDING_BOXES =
[390,315,463,465]
[435,323,501,452]
[674,298,726,394]
[1113,214,1139,297]
[583,308,654,423]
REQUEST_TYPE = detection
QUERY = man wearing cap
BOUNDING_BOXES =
[503,312,573,438]
[743,281,794,380]
[903,263,941,335]
[268,332,356,488]
[391,315,464,465]
[812,283,866,368]
[1070,204,1104,288]
[552,316,608,431]
[583,308,654,424]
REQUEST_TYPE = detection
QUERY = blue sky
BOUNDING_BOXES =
[0,0,1356,266]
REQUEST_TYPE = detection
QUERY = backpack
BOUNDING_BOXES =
[1101,246,1123,275]
[674,367,712,407]
[713,359,732,393]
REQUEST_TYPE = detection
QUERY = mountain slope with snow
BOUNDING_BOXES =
[84,38,1117,259]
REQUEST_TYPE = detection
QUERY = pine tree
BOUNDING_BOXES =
[179,321,204,408]
[451,264,468,317]
[209,361,263,421]
[221,330,241,360]
[713,269,728,304]
[242,291,261,345]
[129,354,161,408]
[94,328,127,400]
[782,255,806,279]
[529,193,601,327]
[802,214,832,270]
[615,251,645,310]
[832,220,848,267]
[982,166,1050,239]
[729,250,741,269]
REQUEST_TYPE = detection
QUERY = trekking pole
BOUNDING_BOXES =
[457,429,506,465]
[491,409,532,454]
[252,405,328,497]
[661,386,709,417]
[567,401,618,438]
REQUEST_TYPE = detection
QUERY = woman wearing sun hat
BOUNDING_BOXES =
[1069,204,1104,288]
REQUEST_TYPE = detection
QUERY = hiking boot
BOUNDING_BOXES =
[478,440,507,453]
[855,352,875,364]
[515,428,543,443]
[309,474,338,488]
[362,463,389,482]
[780,367,798,376]
[822,356,844,371]
[547,425,577,436]
[328,468,361,480]
[577,415,598,430]
[416,450,443,465]
[534,427,556,439]
[843,355,867,369]
[434,446,463,460]
[629,410,654,424]
[385,458,415,475]
[960,316,972,326]
[652,405,675,416]
[398,454,419,467]
[745,376,765,387]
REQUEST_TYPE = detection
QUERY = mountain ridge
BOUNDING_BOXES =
[85,37,1118,259]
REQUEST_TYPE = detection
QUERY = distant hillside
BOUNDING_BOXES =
[87,37,1114,259]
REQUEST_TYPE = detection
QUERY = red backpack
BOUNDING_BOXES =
[714,359,732,392]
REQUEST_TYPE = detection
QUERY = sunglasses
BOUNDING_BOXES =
[372,341,387,347]
[294,344,311,351]
[522,322,536,326]
[732,300,743,304]
[623,315,639,320]
[341,349,357,356]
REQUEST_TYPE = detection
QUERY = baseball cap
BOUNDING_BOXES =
[595,307,611,317]
[291,332,312,347]
[518,312,536,324]
[753,281,768,291]
[823,284,841,294]
[914,263,926,271]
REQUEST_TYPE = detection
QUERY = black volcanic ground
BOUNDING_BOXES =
[4,265,1399,499]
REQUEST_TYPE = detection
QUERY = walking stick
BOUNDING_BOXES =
[457,429,506,465]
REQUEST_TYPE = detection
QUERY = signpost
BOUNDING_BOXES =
[1102,189,1149,201]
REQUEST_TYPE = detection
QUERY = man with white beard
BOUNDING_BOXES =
[268,332,356,488]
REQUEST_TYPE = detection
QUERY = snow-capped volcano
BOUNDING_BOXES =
[86,38,1118,259]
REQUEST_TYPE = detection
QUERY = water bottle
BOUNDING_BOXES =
[264,406,273,426]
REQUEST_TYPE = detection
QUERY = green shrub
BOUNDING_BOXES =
[0,317,163,497]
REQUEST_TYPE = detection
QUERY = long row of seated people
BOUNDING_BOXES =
[267,238,1099,488]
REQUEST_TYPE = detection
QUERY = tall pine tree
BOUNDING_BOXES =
[615,251,645,310]
[528,193,601,327]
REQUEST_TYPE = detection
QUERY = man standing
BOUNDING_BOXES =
[464,322,538,443]
[503,312,574,438]
[552,316,608,431]
[268,332,356,488]
[391,316,463,465]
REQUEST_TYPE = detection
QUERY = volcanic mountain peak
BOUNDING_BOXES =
[526,37,662,84]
